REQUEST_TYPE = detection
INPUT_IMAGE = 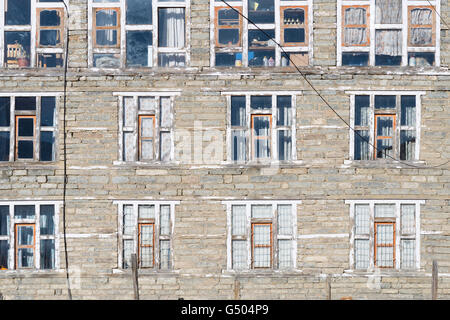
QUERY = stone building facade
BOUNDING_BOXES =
[0,0,448,300]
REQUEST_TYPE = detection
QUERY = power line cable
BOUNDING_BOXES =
[426,0,450,30]
[219,0,449,169]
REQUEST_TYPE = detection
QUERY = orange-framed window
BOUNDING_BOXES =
[374,222,395,268]
[138,115,155,161]
[215,6,243,48]
[408,6,435,47]
[251,223,272,269]
[280,6,308,46]
[36,8,64,48]
[15,115,36,160]
[374,114,395,159]
[93,8,120,48]
[342,5,370,47]
[15,223,35,269]
[138,223,155,268]
[251,114,271,160]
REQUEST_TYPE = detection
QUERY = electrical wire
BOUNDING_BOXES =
[426,0,450,30]
[219,0,449,169]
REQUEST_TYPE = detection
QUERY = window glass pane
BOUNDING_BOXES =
[355,95,369,126]
[375,0,402,24]
[126,31,153,67]
[374,204,395,218]
[158,8,185,48]
[248,0,274,23]
[15,97,36,111]
[376,138,393,159]
[123,96,136,127]
[141,140,154,160]
[376,116,393,136]
[401,239,415,269]
[160,97,171,127]
[5,31,31,68]
[93,0,120,2]
[253,116,271,159]
[138,205,155,219]
[126,0,152,25]
[139,97,156,112]
[354,204,369,235]
[401,96,416,126]
[40,131,55,161]
[40,205,55,235]
[231,130,246,162]
[5,0,31,26]
[278,239,292,268]
[376,224,394,267]
[276,96,291,126]
[140,246,153,267]
[277,205,292,235]
[410,28,432,46]
[375,30,402,66]
[96,9,118,27]
[18,118,34,137]
[354,239,369,269]
[216,52,241,67]
[123,205,134,235]
[218,29,240,46]
[0,240,8,269]
[141,117,154,138]
[96,30,118,46]
[231,96,246,126]
[160,131,171,162]
[17,140,34,159]
[345,7,366,25]
[400,130,416,161]
[40,30,61,47]
[0,97,11,127]
[38,53,64,68]
[160,240,171,269]
[277,130,291,161]
[251,205,272,219]
[40,239,55,269]
[232,240,247,270]
[0,132,10,161]
[158,53,186,67]
[41,97,56,127]
[123,239,133,269]
[251,96,271,110]
[160,205,171,236]
[354,130,370,160]
[40,9,61,27]
[232,205,246,236]
[376,224,394,245]
[0,206,9,236]
[140,225,153,246]
[281,52,308,67]
[93,54,121,68]
[17,248,34,268]
[284,27,305,44]
[408,52,434,67]
[376,246,394,267]
[17,225,34,246]
[123,132,135,161]
[249,50,275,66]
[253,247,271,268]
[15,205,35,219]
[375,95,396,109]
[401,204,415,235]
[342,52,369,66]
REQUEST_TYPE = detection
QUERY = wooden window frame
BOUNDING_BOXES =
[93,7,121,48]
[341,5,370,47]
[36,8,64,49]
[280,6,308,47]
[251,114,272,161]
[215,6,243,48]
[15,115,36,161]
[15,223,35,270]
[138,222,155,268]
[138,114,156,161]
[374,221,396,268]
[374,114,396,159]
[407,6,436,47]
[251,222,273,269]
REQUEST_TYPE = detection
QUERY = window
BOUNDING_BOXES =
[0,201,60,270]
[0,0,66,68]
[115,201,179,270]
[211,0,312,67]
[224,200,299,271]
[0,94,58,162]
[348,91,424,161]
[115,92,179,163]
[347,200,423,270]
[224,92,299,163]
[337,0,440,66]
[89,0,189,68]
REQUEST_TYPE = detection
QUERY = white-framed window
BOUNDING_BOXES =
[114,201,179,270]
[346,200,423,270]
[337,0,440,67]
[0,93,60,162]
[223,91,299,163]
[0,0,66,68]
[0,201,61,271]
[88,0,190,68]
[210,0,313,67]
[348,91,424,162]
[114,91,179,163]
[223,200,300,271]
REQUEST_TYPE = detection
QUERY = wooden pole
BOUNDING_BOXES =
[234,278,240,300]
[131,253,140,300]
[326,275,331,300]
[432,260,438,300]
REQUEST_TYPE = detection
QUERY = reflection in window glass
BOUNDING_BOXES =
[126,31,153,67]
[126,0,152,25]
[93,54,121,68]
[5,32,31,68]
[5,0,31,26]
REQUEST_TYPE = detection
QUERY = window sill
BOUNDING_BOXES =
[344,269,425,276]
[222,269,303,276]
[0,162,58,169]
[342,159,426,169]
[112,268,180,276]
[0,269,65,277]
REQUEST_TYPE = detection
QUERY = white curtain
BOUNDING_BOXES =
[410,8,433,46]
[375,0,402,24]
[96,10,117,45]
[232,130,246,161]
[159,8,185,48]
[400,130,416,160]
[354,130,370,160]
[277,205,292,236]
[375,30,402,56]
[344,8,367,45]
[232,205,246,236]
